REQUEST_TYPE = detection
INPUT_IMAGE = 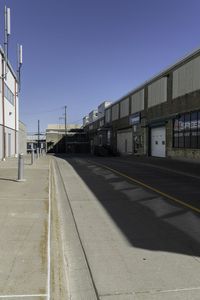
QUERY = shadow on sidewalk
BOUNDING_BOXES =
[0,177,17,182]
[57,154,200,259]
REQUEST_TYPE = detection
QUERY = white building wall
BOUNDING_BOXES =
[0,50,19,159]
[112,103,119,121]
[0,81,2,125]
[4,101,15,129]
[131,89,144,113]
[0,126,3,159]
[5,67,15,94]
[148,77,167,108]
[173,56,200,99]
[4,66,17,130]
[120,97,129,118]
[0,53,2,125]
[5,127,15,157]
[16,93,19,131]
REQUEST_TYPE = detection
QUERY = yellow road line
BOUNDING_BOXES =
[88,160,200,214]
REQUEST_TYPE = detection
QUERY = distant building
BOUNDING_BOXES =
[27,132,46,153]
[83,115,89,127]
[46,124,89,153]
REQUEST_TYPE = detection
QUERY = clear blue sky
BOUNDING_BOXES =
[0,0,200,132]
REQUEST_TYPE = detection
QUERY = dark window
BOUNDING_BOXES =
[173,111,200,149]
[184,113,191,148]
[178,115,185,148]
[191,112,198,149]
[198,112,200,149]
[173,118,179,147]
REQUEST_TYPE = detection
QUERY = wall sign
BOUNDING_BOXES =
[129,112,140,125]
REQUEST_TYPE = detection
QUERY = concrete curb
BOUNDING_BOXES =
[52,158,98,300]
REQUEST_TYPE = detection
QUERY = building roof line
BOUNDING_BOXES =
[0,45,18,81]
[107,46,200,109]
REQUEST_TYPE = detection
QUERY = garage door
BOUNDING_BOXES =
[151,126,166,157]
[117,130,132,154]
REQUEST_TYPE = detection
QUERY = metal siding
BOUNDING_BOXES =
[112,103,119,121]
[105,108,111,123]
[148,77,167,108]
[173,56,200,99]
[117,130,132,154]
[98,101,112,118]
[120,97,129,118]
[89,110,98,123]
[131,89,144,113]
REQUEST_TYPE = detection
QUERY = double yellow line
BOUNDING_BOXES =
[88,160,200,214]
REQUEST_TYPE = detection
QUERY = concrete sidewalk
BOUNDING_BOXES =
[0,155,50,299]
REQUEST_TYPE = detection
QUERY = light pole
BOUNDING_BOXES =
[64,105,67,135]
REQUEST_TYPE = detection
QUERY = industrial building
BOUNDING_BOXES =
[27,131,46,153]
[46,124,89,153]
[83,48,200,160]
[0,47,20,160]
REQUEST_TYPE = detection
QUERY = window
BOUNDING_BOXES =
[191,112,198,148]
[198,112,200,148]
[178,115,184,148]
[4,83,14,105]
[184,114,190,148]
[173,111,200,149]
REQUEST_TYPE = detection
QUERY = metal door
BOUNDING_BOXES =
[151,127,166,157]
[117,130,132,154]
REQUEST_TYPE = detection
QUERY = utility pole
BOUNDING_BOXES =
[38,120,40,149]
[64,105,67,135]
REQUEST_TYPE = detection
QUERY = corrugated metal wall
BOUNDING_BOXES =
[112,103,119,121]
[148,77,167,108]
[131,89,144,113]
[173,56,200,99]
[120,97,129,118]
[117,129,132,154]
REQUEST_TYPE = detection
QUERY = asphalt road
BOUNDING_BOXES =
[54,155,200,299]
[86,156,200,211]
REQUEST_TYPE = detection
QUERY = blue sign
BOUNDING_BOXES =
[129,113,140,125]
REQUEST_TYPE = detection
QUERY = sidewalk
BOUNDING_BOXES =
[0,155,50,299]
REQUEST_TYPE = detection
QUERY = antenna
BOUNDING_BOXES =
[19,45,23,64]
[17,44,23,92]
[4,6,11,79]
[6,8,11,35]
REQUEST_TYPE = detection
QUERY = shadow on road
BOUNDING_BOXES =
[56,154,200,258]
